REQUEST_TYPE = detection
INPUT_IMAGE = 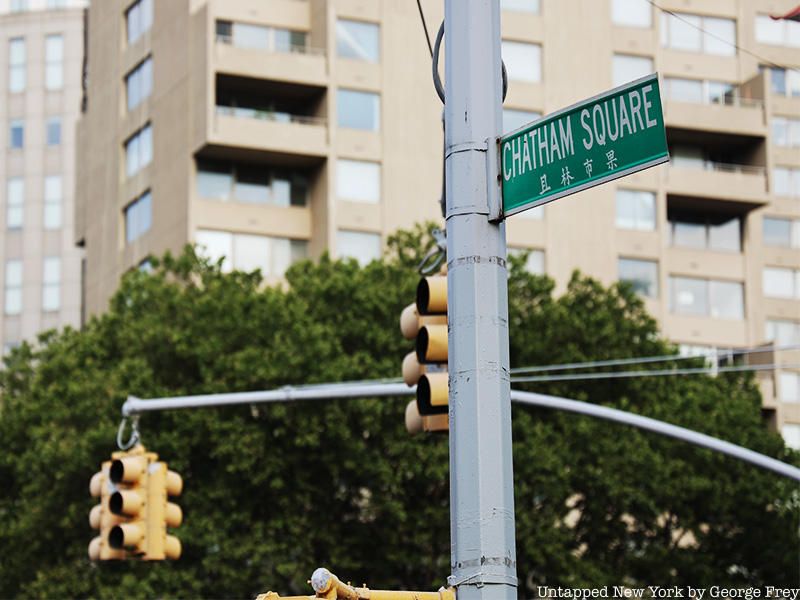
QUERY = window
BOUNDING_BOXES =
[502,109,540,134]
[196,229,307,277]
[125,190,152,243]
[46,117,61,146]
[5,260,22,316]
[510,247,545,274]
[47,0,68,8]
[763,217,800,248]
[772,117,800,148]
[126,0,153,45]
[669,213,741,252]
[216,21,307,53]
[337,230,381,266]
[612,0,651,28]
[773,167,800,197]
[766,319,800,346]
[126,57,153,111]
[502,41,541,83]
[669,276,743,319]
[10,0,27,12]
[663,77,735,105]
[336,19,379,62]
[9,38,25,93]
[767,67,800,98]
[43,175,61,230]
[780,372,800,403]
[670,145,704,169]
[125,124,152,177]
[618,258,658,298]
[500,0,539,12]
[45,35,64,90]
[337,89,380,131]
[196,160,308,206]
[612,54,652,86]
[755,14,800,47]
[660,12,735,56]
[42,257,60,312]
[518,206,544,219]
[9,120,24,149]
[616,189,655,230]
[6,178,23,230]
[337,160,380,203]
[783,424,800,450]
[763,267,800,299]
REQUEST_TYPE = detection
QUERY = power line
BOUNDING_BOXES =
[415,0,433,58]
[511,362,800,384]
[646,0,800,75]
[510,343,800,375]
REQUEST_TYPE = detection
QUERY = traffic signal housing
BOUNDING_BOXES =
[401,275,449,432]
[89,445,183,560]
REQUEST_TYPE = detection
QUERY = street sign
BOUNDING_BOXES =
[501,73,669,217]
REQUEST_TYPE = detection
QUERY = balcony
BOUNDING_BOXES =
[664,97,766,139]
[666,161,768,207]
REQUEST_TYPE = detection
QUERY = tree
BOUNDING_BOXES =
[0,225,796,599]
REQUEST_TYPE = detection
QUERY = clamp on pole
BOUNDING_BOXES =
[116,414,141,451]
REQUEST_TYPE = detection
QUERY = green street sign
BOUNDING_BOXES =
[501,73,669,217]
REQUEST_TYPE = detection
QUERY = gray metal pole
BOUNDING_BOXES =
[444,1,517,598]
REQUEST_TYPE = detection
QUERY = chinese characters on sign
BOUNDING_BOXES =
[500,74,669,217]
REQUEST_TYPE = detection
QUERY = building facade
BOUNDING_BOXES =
[75,0,799,441]
[0,0,85,353]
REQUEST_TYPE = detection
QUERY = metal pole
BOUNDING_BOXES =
[444,1,517,598]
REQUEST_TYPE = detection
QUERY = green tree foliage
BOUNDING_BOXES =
[0,225,797,599]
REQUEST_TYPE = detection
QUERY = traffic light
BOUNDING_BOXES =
[400,275,449,432]
[89,445,183,560]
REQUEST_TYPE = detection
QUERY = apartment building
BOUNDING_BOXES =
[0,0,85,353]
[75,0,799,441]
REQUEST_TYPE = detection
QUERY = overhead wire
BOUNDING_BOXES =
[645,0,800,75]
[415,0,433,58]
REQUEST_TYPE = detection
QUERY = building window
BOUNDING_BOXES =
[10,0,28,10]
[773,167,800,197]
[763,217,800,248]
[612,0,651,28]
[9,120,24,149]
[336,160,380,203]
[196,229,307,277]
[42,257,60,312]
[126,57,153,111]
[9,38,25,93]
[336,19,379,62]
[501,41,541,83]
[46,117,61,146]
[337,230,381,266]
[766,319,800,346]
[618,258,658,298]
[510,247,545,274]
[780,372,800,403]
[215,20,307,53]
[45,35,64,90]
[660,12,735,56]
[616,189,655,230]
[612,54,652,87]
[126,0,153,45]
[125,124,152,177]
[783,424,800,450]
[196,159,308,207]
[43,175,61,230]
[663,77,735,105]
[502,109,540,134]
[669,276,744,319]
[124,190,152,243]
[767,67,800,98]
[763,267,800,299]
[47,0,68,8]
[517,206,544,220]
[669,213,741,252]
[755,14,800,47]
[5,260,22,316]
[500,0,540,12]
[337,89,380,131]
[6,178,23,230]
[772,117,800,148]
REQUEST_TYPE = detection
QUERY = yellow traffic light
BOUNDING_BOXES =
[89,445,183,561]
[400,276,449,432]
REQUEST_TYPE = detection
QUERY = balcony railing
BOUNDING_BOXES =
[215,34,325,56]
[215,105,326,127]
[666,92,763,109]
[672,160,765,176]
